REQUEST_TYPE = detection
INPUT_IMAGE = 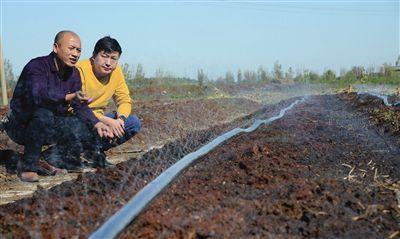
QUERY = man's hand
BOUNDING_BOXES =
[94,122,113,138]
[65,92,77,102]
[100,116,125,138]
[65,91,93,104]
[76,91,93,104]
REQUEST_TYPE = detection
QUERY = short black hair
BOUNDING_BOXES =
[93,36,122,56]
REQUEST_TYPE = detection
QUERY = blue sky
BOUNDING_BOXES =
[1,0,399,79]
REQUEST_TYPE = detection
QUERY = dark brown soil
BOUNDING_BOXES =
[0,94,399,238]
[120,94,399,238]
[0,98,262,193]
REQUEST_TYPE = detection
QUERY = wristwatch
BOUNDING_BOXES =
[118,115,127,121]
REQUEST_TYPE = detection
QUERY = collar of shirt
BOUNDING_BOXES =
[48,52,58,73]
[47,52,73,80]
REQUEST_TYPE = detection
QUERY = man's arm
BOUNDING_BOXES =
[96,66,131,138]
[68,70,113,139]
[28,62,66,106]
[112,66,132,118]
[69,73,97,122]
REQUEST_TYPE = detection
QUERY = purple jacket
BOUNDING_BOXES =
[10,52,99,126]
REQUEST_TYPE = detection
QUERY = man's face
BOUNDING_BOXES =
[91,51,120,78]
[53,33,82,67]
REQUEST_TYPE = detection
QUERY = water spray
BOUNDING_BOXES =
[89,96,308,239]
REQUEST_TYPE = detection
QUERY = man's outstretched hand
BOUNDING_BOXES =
[65,91,93,104]
[75,91,93,104]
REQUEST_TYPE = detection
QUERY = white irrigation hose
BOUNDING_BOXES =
[89,97,307,239]
[355,91,399,107]
[368,92,391,106]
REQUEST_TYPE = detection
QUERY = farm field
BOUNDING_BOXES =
[0,85,399,238]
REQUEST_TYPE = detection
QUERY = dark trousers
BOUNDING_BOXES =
[44,111,141,168]
[101,111,141,150]
[5,108,96,172]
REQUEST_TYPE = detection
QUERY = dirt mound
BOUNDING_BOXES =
[340,92,400,136]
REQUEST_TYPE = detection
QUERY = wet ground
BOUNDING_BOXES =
[122,94,400,238]
[0,91,399,238]
[0,98,262,204]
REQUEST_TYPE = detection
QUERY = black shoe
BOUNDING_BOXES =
[83,149,113,168]
[42,145,82,171]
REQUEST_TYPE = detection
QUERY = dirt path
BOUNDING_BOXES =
[0,94,399,238]
[122,95,400,238]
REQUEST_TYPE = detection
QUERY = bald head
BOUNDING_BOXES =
[54,30,79,46]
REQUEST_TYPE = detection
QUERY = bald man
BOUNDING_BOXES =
[3,30,110,182]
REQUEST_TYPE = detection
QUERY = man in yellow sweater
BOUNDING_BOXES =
[76,36,141,156]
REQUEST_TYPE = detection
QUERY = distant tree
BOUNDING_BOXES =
[273,60,283,82]
[294,69,304,82]
[380,63,393,77]
[3,58,16,89]
[121,63,133,83]
[155,68,164,84]
[237,69,243,84]
[257,66,268,83]
[285,67,294,81]
[396,55,400,67]
[3,59,14,82]
[243,70,257,83]
[134,64,145,85]
[303,70,320,83]
[197,69,206,89]
[351,66,365,79]
[225,71,235,84]
[322,69,336,82]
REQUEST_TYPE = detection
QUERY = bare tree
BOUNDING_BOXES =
[237,69,242,84]
[121,63,133,85]
[243,70,257,83]
[134,64,145,85]
[285,67,294,81]
[197,69,206,89]
[155,68,164,85]
[257,66,268,83]
[351,66,365,79]
[225,71,235,84]
[273,60,283,82]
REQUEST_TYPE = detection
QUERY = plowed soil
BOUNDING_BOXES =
[0,98,263,204]
[0,93,399,238]
[122,94,400,238]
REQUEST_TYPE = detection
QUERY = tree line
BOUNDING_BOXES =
[3,57,400,91]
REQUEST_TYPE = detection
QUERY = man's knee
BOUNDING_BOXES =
[125,115,141,135]
[31,108,55,125]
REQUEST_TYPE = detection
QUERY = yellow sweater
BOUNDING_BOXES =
[76,59,132,119]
